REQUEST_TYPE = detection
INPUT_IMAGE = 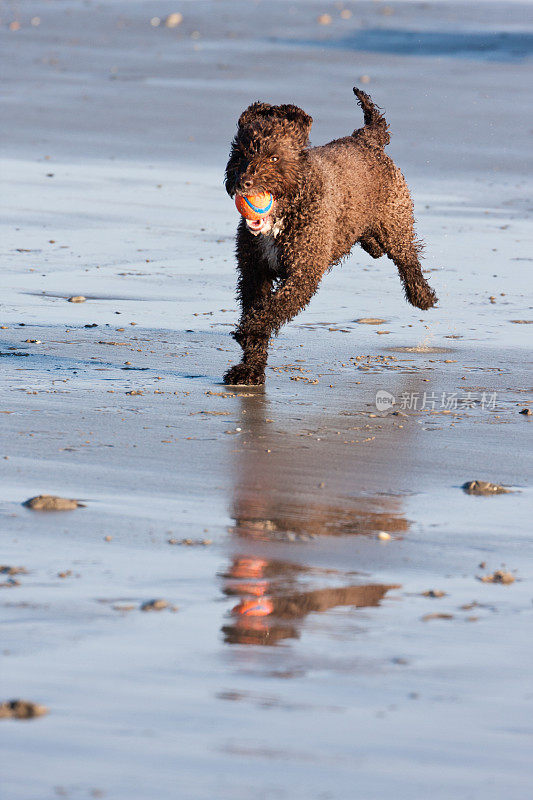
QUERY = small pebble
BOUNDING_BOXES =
[168,538,212,546]
[140,599,178,612]
[165,12,183,27]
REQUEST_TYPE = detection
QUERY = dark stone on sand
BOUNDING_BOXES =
[140,599,171,611]
[462,481,511,495]
[478,570,515,584]
[23,494,84,511]
[0,565,28,575]
[0,699,48,719]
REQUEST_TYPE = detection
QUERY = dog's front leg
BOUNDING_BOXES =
[225,264,324,386]
[224,228,274,385]
[224,226,330,385]
[256,224,333,336]
[242,252,329,344]
[226,318,271,386]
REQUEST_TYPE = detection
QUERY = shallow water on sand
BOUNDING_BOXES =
[1,1,533,798]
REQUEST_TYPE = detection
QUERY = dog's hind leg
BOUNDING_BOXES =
[377,195,437,311]
[359,234,384,260]
[381,232,437,310]
[383,237,437,310]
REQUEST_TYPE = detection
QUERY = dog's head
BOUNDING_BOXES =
[225,102,312,233]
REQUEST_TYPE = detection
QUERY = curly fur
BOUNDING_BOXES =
[223,87,438,386]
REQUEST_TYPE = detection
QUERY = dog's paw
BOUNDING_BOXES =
[408,283,438,311]
[223,363,265,386]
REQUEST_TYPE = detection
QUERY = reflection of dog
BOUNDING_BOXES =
[224,87,438,385]
[221,556,399,646]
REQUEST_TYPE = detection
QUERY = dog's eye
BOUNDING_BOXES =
[269,156,278,163]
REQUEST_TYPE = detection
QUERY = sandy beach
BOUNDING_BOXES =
[1,1,532,798]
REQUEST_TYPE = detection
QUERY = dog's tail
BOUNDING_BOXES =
[352,87,390,147]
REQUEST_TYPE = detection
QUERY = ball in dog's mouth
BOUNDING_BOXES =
[235,192,275,236]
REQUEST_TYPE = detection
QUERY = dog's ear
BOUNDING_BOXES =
[278,104,313,145]
[238,102,273,129]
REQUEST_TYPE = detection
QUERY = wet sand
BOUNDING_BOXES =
[1,2,532,798]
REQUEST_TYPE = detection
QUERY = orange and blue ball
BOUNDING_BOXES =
[235,192,274,221]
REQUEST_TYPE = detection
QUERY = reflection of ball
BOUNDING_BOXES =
[232,597,274,617]
[235,192,273,220]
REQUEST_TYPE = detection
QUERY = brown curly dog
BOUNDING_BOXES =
[223,87,438,386]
